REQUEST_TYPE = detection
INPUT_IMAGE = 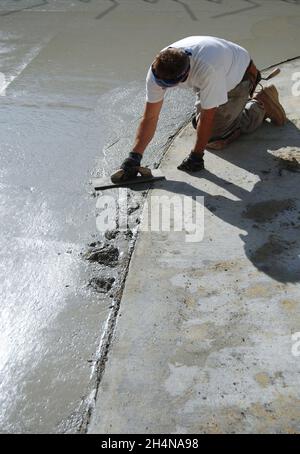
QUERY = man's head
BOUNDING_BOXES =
[151,47,190,88]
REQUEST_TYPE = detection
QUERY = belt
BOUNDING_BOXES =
[242,59,261,95]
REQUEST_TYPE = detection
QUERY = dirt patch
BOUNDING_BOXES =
[251,235,296,263]
[255,372,272,388]
[88,277,115,293]
[281,299,298,311]
[211,260,240,272]
[275,149,300,176]
[84,243,119,267]
[243,284,272,299]
[243,199,296,223]
[278,157,300,176]
[104,229,119,240]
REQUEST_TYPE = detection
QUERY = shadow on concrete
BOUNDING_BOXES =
[207,120,300,283]
[132,120,300,283]
[175,121,300,283]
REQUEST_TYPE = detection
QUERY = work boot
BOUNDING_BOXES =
[254,85,287,126]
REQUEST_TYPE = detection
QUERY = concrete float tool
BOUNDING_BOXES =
[92,166,165,191]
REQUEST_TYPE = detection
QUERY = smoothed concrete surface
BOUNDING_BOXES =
[89,59,300,434]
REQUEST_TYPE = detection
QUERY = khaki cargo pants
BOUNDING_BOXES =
[195,79,266,141]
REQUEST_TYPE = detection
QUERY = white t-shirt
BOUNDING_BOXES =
[146,36,251,109]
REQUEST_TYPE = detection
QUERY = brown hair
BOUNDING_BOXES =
[152,47,190,80]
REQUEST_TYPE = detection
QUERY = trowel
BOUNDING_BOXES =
[92,166,165,191]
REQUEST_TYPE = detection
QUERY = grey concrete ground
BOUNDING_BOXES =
[89,59,300,434]
[1,0,300,434]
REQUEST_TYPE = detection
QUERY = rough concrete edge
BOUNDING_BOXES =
[76,117,192,434]
[79,55,300,433]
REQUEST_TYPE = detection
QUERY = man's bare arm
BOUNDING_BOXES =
[193,107,217,154]
[132,100,163,155]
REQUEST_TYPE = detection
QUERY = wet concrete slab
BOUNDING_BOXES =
[89,59,300,434]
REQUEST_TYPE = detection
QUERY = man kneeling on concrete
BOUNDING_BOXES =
[118,36,286,176]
